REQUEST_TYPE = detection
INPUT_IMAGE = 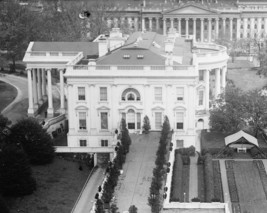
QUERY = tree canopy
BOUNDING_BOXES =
[10,118,55,165]
[209,84,267,136]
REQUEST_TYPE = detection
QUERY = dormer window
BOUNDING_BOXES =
[123,54,130,59]
[137,55,144,59]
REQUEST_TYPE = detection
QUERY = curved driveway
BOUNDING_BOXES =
[0,74,28,124]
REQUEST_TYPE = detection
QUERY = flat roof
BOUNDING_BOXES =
[31,42,99,58]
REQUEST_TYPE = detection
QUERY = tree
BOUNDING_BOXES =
[10,118,55,165]
[0,194,9,213]
[0,144,36,196]
[243,89,267,137]
[129,205,138,213]
[110,203,119,213]
[142,115,151,134]
[209,84,267,136]
[95,199,105,213]
[209,84,247,133]
[0,115,11,144]
[0,0,41,72]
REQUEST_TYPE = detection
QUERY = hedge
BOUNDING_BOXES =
[170,153,183,202]
[176,146,195,156]
[204,153,214,202]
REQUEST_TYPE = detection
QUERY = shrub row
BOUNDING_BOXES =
[176,146,195,157]
[95,119,131,211]
[204,153,214,202]
[225,160,239,202]
[170,153,183,202]
[212,160,224,202]
[148,116,170,213]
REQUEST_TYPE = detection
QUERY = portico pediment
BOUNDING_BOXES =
[163,4,218,16]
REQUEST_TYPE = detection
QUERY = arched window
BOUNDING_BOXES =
[121,88,141,101]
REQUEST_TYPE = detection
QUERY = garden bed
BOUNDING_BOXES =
[212,160,224,202]
[5,158,91,213]
[197,165,205,202]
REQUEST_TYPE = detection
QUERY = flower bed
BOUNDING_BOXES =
[197,164,205,202]
[170,153,183,202]
[204,153,214,202]
[212,160,224,202]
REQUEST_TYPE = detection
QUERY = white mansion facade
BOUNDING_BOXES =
[23,25,228,158]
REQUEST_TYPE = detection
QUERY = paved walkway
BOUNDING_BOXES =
[114,132,160,212]
[72,167,105,213]
[219,160,232,213]
[188,153,198,201]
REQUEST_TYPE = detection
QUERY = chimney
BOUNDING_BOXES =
[98,39,108,57]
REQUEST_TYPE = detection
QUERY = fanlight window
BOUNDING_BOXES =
[121,88,141,101]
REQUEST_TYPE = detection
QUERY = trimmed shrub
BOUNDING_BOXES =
[197,155,205,165]
[142,115,151,134]
[211,198,221,202]
[177,146,195,156]
[192,197,201,202]
[182,155,190,165]
[204,153,214,202]
[170,153,183,202]
[250,147,261,158]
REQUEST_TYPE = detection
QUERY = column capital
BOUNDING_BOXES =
[185,18,189,21]
[149,17,152,20]
[193,17,197,21]
[200,18,204,21]
[222,17,226,21]
[229,17,233,21]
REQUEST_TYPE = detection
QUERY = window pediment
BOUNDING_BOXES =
[151,106,165,111]
[96,106,110,111]
[75,105,89,110]
[173,106,186,111]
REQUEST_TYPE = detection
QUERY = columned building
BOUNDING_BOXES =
[104,0,267,42]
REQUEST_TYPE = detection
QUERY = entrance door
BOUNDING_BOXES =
[127,109,135,130]
[197,119,204,130]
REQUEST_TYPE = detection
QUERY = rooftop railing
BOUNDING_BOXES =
[26,51,80,57]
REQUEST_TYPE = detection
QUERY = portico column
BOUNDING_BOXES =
[120,17,125,27]
[32,68,38,108]
[243,18,248,38]
[201,18,204,42]
[47,69,54,117]
[149,17,152,31]
[142,17,145,31]
[250,17,255,38]
[193,18,196,40]
[107,18,111,28]
[185,18,189,38]
[156,17,159,31]
[127,17,132,30]
[37,68,43,104]
[208,18,212,42]
[215,68,221,98]
[134,17,138,30]
[59,69,65,114]
[257,18,261,38]
[178,18,181,34]
[236,18,241,39]
[41,68,47,101]
[222,18,226,36]
[27,69,34,115]
[221,66,227,90]
[114,17,118,28]
[204,70,210,110]
[215,18,219,39]
[163,18,166,35]
[229,18,233,41]
[170,18,174,29]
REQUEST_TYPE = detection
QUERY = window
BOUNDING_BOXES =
[101,140,108,147]
[137,113,141,129]
[176,87,184,101]
[137,55,144,59]
[127,93,135,101]
[248,24,250,29]
[79,112,87,130]
[121,88,141,101]
[78,87,85,101]
[80,140,87,146]
[101,112,108,130]
[154,87,162,101]
[262,24,264,29]
[240,24,243,29]
[127,109,135,129]
[255,24,257,29]
[199,70,204,81]
[199,90,204,106]
[123,54,130,59]
[176,112,184,130]
[155,112,162,130]
[100,87,107,101]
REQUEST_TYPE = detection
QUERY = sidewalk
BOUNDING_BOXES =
[189,153,198,201]
[72,167,105,213]
[219,160,232,213]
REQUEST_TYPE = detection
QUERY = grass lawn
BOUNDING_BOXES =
[227,61,267,91]
[5,158,91,213]
[233,161,267,213]
[201,131,227,150]
[0,80,17,112]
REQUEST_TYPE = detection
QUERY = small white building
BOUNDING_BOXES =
[23,28,228,161]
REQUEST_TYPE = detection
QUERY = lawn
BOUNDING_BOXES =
[227,161,267,213]
[0,80,17,112]
[5,158,91,213]
[227,60,267,91]
[201,131,227,150]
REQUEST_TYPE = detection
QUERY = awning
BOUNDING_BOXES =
[224,130,259,147]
